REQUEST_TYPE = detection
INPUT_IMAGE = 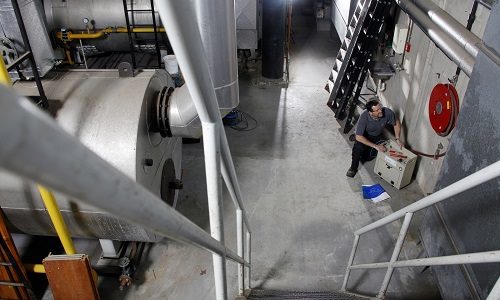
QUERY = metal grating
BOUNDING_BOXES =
[246,289,368,300]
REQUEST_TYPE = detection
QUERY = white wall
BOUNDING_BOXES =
[376,0,490,194]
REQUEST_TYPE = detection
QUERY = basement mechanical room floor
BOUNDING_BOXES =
[94,7,441,300]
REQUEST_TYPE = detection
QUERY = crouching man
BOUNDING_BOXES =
[346,99,403,177]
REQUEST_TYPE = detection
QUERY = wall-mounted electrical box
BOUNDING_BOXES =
[374,140,417,189]
[392,25,408,54]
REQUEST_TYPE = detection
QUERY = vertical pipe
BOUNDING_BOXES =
[194,0,239,110]
[37,185,76,255]
[377,212,414,299]
[342,234,360,291]
[245,231,251,290]
[262,0,286,79]
[202,122,227,300]
[10,0,48,108]
[237,209,244,295]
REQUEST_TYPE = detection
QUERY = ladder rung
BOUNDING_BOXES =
[0,281,25,287]
[127,9,154,12]
[358,1,363,9]
[0,262,12,266]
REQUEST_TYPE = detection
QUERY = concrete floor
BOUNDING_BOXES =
[96,9,441,300]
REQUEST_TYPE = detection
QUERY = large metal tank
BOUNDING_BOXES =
[44,0,163,52]
[0,69,182,242]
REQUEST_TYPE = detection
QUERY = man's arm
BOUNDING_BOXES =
[356,135,386,152]
[394,119,403,148]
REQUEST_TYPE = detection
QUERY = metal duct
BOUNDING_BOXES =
[396,0,475,76]
[168,84,202,138]
[411,0,500,67]
[194,0,239,112]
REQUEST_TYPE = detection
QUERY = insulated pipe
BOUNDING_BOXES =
[396,0,476,76]
[411,0,480,57]
[411,0,500,67]
[194,0,239,111]
[355,160,500,235]
[0,85,248,267]
[168,85,202,138]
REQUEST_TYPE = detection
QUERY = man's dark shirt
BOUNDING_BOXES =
[355,107,396,137]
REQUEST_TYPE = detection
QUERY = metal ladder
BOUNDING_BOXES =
[0,208,35,300]
[122,0,162,69]
[325,0,392,133]
[8,0,48,108]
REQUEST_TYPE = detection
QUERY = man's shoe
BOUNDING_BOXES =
[346,169,357,177]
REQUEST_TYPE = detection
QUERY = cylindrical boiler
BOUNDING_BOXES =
[0,69,182,242]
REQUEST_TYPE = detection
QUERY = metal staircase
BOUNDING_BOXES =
[325,0,392,133]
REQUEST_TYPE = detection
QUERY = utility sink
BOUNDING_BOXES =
[369,61,396,81]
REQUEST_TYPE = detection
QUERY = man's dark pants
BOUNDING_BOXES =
[350,135,383,171]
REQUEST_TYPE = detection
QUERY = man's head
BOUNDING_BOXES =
[366,99,383,119]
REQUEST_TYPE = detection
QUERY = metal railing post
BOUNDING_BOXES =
[237,209,244,295]
[246,231,252,290]
[341,234,360,291]
[377,212,413,299]
[202,122,227,300]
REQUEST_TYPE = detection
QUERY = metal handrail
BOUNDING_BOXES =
[342,161,500,298]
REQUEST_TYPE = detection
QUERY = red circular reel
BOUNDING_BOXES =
[428,83,459,136]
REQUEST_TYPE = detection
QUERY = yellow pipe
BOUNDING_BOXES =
[25,263,45,273]
[0,56,12,86]
[37,185,76,255]
[56,27,165,41]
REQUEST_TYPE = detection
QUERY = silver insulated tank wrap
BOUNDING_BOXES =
[0,70,182,242]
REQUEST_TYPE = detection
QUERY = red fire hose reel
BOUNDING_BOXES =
[428,83,459,137]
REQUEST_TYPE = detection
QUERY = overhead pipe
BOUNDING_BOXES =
[410,0,500,67]
[0,84,248,267]
[396,0,476,76]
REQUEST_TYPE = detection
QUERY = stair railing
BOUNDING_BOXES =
[342,161,500,299]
